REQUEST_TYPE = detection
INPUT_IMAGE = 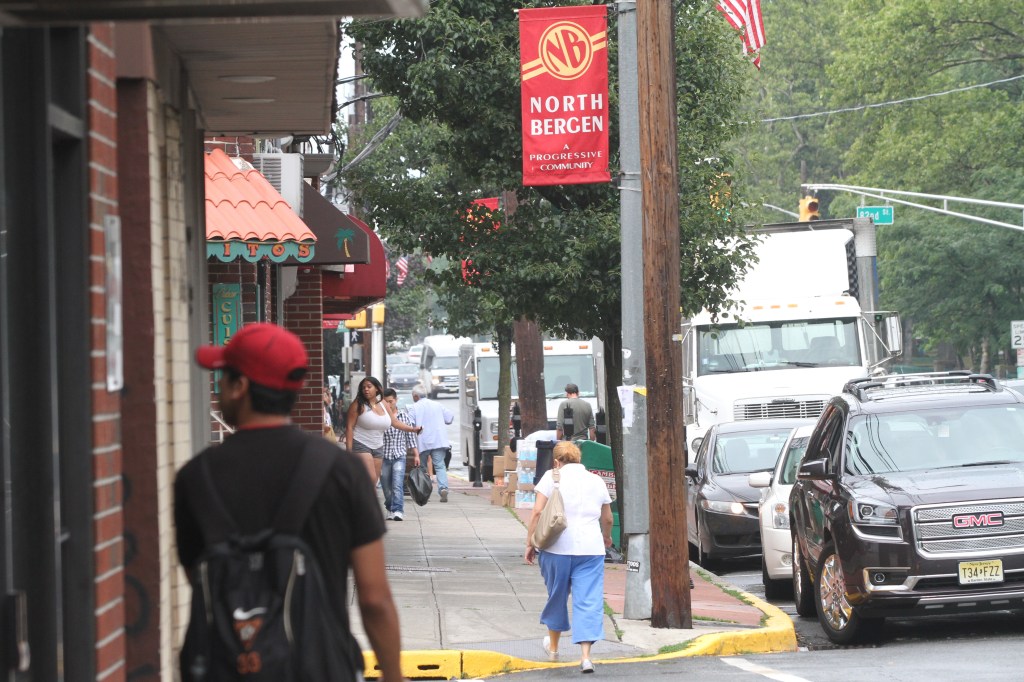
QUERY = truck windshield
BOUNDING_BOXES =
[432,356,460,370]
[543,355,596,398]
[476,357,519,401]
[697,318,860,376]
[846,406,1024,475]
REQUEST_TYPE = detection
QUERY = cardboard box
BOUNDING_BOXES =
[490,484,506,506]
[492,456,506,479]
[504,445,518,464]
[502,488,516,508]
[517,483,535,493]
[506,472,519,492]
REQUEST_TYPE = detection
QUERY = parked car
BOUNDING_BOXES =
[387,363,420,390]
[407,344,424,366]
[790,371,1024,644]
[685,418,812,569]
[749,423,815,599]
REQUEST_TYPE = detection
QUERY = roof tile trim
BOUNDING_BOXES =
[204,148,316,243]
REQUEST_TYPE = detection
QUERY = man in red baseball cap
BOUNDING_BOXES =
[176,322,402,681]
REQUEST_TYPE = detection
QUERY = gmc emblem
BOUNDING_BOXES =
[952,512,1004,528]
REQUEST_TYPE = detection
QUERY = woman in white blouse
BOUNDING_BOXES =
[525,441,613,674]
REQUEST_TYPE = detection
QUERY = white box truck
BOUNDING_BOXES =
[418,334,471,399]
[681,219,902,451]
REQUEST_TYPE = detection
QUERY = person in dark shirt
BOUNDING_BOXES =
[174,323,402,682]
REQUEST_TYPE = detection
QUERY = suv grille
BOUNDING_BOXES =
[913,499,1024,558]
[733,398,826,421]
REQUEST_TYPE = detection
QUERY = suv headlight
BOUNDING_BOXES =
[850,498,898,525]
[848,498,903,541]
[701,499,745,515]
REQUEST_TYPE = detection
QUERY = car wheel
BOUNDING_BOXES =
[429,389,438,399]
[695,523,718,572]
[792,534,815,617]
[762,555,790,601]
[814,542,881,644]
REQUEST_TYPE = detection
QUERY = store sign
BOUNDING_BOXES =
[519,5,610,186]
[207,240,314,263]
[212,284,241,389]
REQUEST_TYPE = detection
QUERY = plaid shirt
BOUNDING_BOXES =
[382,408,417,461]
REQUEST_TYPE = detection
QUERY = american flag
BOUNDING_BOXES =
[396,256,409,286]
[717,0,765,69]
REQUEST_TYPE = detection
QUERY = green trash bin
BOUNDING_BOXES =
[577,439,620,547]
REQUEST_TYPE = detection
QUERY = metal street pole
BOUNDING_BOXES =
[616,0,652,621]
[637,0,691,628]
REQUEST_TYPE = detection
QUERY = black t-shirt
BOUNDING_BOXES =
[174,425,385,662]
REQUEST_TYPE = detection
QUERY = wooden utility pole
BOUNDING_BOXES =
[637,0,691,628]
[513,317,547,435]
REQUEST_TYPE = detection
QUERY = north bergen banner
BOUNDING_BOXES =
[520,5,610,186]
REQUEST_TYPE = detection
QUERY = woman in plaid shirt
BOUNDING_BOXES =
[381,389,420,520]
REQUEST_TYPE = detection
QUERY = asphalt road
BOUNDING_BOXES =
[499,555,1024,680]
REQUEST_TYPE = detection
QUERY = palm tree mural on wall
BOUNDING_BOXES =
[335,227,355,257]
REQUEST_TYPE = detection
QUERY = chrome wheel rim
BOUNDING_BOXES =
[819,554,852,632]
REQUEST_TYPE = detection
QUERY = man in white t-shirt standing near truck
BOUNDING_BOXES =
[410,387,455,502]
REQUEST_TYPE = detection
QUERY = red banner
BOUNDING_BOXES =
[520,5,610,186]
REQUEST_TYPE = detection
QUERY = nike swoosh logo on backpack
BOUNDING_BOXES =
[233,607,268,620]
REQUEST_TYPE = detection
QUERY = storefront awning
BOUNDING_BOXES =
[205,149,315,263]
[303,184,370,265]
[321,214,386,315]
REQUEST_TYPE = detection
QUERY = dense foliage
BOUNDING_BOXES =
[731,0,1024,372]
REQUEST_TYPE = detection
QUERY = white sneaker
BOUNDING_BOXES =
[385,512,395,521]
[392,511,404,521]
[542,635,558,661]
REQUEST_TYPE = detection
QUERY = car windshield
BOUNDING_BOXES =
[712,428,795,474]
[697,318,861,375]
[778,436,810,484]
[845,405,1024,475]
[392,364,417,374]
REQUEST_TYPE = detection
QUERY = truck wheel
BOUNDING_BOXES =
[762,556,790,601]
[814,542,882,644]
[793,534,816,617]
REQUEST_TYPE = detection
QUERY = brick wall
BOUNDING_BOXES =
[88,23,127,682]
[204,135,255,162]
[285,267,325,432]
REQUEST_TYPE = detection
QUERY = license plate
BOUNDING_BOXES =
[958,559,1003,585]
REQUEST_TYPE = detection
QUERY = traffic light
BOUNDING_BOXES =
[344,309,367,329]
[799,196,820,221]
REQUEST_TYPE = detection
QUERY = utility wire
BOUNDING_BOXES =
[761,73,1024,123]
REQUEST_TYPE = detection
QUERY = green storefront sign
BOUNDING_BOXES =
[212,284,241,389]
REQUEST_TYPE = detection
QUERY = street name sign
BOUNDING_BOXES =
[856,206,894,225]
[1012,320,1024,349]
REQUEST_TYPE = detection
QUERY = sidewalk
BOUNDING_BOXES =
[349,476,796,679]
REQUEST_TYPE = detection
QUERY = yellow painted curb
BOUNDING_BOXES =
[362,586,795,678]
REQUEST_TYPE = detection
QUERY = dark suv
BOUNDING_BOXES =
[790,371,1024,644]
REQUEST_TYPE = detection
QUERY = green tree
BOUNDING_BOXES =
[383,253,432,347]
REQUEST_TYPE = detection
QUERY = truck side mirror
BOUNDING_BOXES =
[884,314,902,356]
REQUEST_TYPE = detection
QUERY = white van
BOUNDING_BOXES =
[418,335,471,398]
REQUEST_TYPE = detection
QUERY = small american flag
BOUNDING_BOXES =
[396,256,409,286]
[717,0,765,68]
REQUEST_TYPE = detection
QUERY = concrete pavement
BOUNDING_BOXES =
[349,476,796,679]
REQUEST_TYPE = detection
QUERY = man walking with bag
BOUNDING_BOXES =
[175,323,402,681]
[409,387,455,502]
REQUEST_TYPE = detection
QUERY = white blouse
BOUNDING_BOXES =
[534,463,611,557]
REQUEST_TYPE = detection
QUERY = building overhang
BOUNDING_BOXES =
[0,1,427,22]
[321,214,385,315]
[303,184,370,265]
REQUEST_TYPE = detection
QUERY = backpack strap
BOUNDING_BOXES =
[190,454,241,548]
[272,439,338,534]
[189,437,337,547]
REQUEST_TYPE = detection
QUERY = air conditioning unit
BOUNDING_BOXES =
[253,153,304,217]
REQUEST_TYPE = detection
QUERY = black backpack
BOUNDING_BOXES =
[179,444,357,681]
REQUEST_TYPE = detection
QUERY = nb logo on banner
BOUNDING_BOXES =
[522,21,607,82]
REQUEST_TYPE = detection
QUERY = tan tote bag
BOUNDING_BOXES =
[531,469,568,549]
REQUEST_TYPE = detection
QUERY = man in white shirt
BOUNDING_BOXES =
[409,387,455,502]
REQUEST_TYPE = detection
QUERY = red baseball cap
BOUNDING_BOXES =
[195,323,308,392]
